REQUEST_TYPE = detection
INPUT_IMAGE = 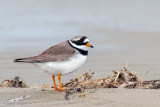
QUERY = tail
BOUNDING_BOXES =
[14,58,28,63]
[14,57,41,63]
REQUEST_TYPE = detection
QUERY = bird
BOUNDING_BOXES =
[14,36,94,91]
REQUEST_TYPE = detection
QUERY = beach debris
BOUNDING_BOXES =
[62,67,160,99]
[63,67,160,90]
[0,76,28,88]
[30,86,39,89]
[63,70,94,89]
[41,84,53,88]
[41,84,53,91]
[64,88,85,100]
[9,95,31,103]
[65,91,73,100]
[79,90,87,97]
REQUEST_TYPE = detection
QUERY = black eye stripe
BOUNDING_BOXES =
[72,36,88,45]
[80,36,87,42]
[72,41,87,45]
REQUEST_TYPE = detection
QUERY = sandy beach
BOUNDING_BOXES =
[0,0,160,107]
[0,88,159,107]
[0,31,160,107]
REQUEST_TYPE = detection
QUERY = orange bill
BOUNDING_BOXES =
[86,43,94,48]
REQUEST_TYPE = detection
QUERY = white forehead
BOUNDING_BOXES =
[72,36,82,41]
[83,38,89,43]
[72,38,81,41]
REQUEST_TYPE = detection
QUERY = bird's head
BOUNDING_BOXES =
[69,36,94,51]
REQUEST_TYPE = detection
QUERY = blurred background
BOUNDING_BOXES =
[0,0,160,85]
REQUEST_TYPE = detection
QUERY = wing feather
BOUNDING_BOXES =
[14,41,76,63]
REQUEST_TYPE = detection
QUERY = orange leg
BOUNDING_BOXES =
[52,75,68,91]
[58,74,68,91]
[52,75,59,91]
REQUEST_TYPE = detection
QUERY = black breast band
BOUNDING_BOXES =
[68,40,88,56]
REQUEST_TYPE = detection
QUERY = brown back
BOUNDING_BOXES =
[17,41,77,63]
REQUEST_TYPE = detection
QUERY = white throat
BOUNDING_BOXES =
[69,40,88,51]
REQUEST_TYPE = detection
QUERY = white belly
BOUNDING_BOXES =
[35,54,87,76]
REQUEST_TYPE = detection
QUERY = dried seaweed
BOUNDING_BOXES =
[0,76,28,88]
[63,67,160,99]
[63,67,160,91]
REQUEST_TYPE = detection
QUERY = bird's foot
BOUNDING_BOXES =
[54,87,69,92]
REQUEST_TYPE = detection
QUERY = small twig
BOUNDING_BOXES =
[11,76,20,88]
[63,70,91,87]
[125,60,128,69]
[9,95,31,103]
[115,71,120,82]
[140,71,149,81]
[79,91,87,97]
[143,79,160,83]
[63,74,85,87]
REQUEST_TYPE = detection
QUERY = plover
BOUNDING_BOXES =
[14,36,93,91]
